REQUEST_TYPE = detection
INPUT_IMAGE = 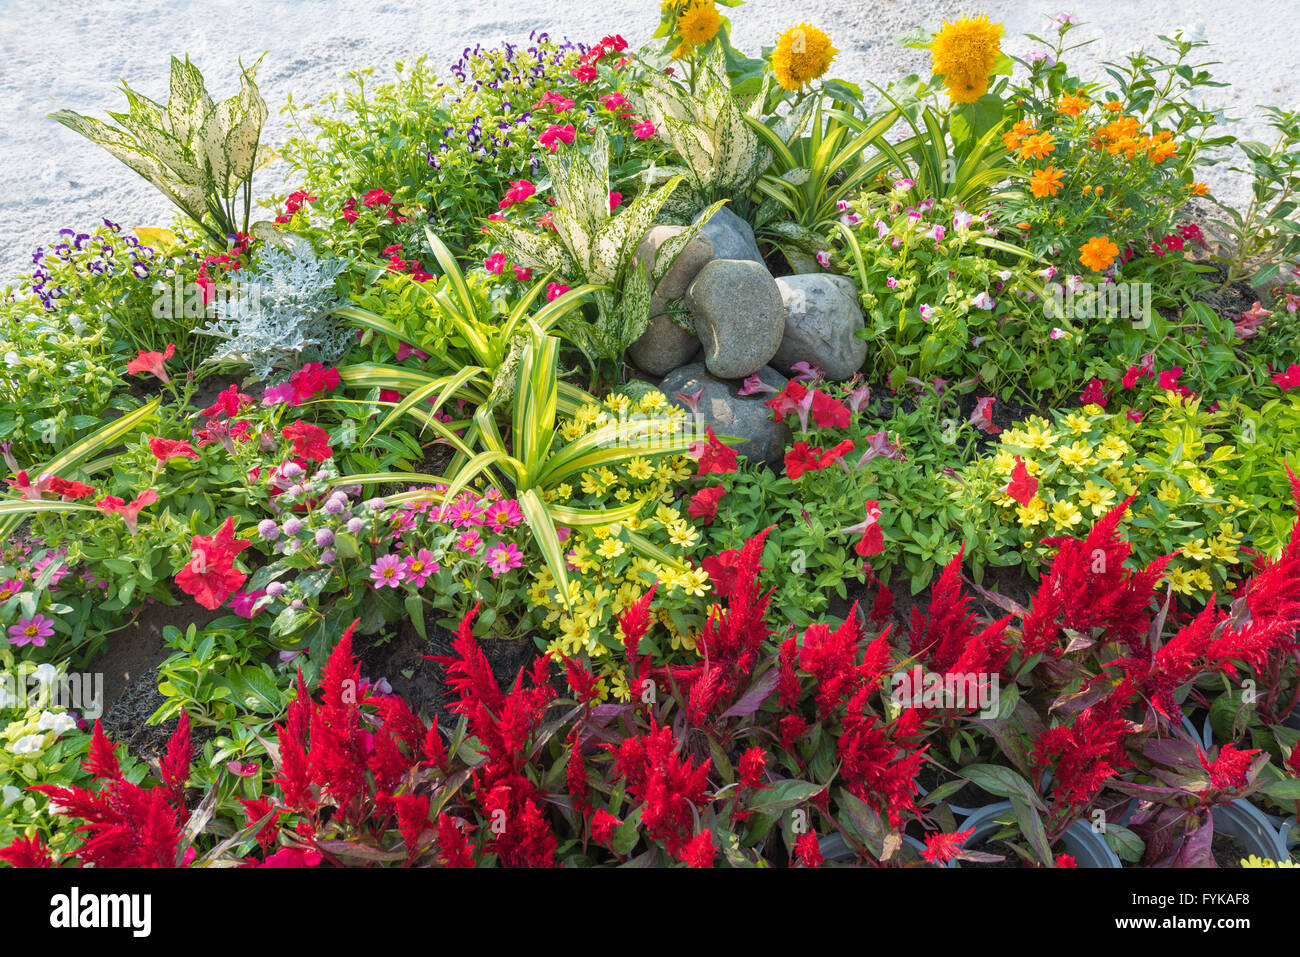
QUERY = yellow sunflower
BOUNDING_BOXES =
[677,1,721,48]
[771,23,837,91]
[929,14,1004,104]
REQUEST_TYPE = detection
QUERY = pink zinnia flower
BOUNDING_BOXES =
[8,614,54,647]
[369,554,405,588]
[456,529,483,554]
[402,549,439,588]
[482,499,523,532]
[446,492,482,527]
[484,542,522,578]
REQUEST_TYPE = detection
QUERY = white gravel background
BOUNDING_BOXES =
[2,0,1298,281]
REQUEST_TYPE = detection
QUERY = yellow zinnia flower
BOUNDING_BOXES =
[771,23,837,91]
[1050,500,1083,530]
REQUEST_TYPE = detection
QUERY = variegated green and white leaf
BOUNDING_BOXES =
[167,56,213,145]
[651,197,727,286]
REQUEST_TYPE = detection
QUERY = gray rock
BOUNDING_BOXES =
[659,362,791,466]
[627,305,700,376]
[770,273,868,381]
[686,259,785,380]
[634,224,714,300]
[693,206,763,265]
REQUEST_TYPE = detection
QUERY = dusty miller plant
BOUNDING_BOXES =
[196,237,349,379]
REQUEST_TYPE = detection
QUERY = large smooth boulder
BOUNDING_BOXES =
[659,362,791,466]
[686,259,785,380]
[627,304,700,376]
[693,206,763,265]
[770,273,868,381]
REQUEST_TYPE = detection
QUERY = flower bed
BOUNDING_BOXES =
[2,4,1300,871]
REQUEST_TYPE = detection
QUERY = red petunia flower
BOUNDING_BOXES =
[282,421,333,462]
[149,437,199,463]
[687,486,726,524]
[126,343,175,384]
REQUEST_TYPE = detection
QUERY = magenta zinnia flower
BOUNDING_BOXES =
[8,614,54,647]
[455,530,483,554]
[403,549,439,588]
[482,499,523,533]
[369,554,406,588]
[484,542,523,578]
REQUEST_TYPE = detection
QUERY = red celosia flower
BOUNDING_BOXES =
[737,746,769,789]
[778,638,801,710]
[0,835,53,868]
[778,714,808,751]
[1021,496,1172,656]
[922,826,975,864]
[1055,853,1077,867]
[1199,743,1262,792]
[606,718,711,857]
[793,831,823,867]
[282,420,333,462]
[679,830,716,867]
[437,814,475,868]
[1031,703,1132,819]
[590,808,621,844]
[394,793,431,864]
[687,486,726,524]
[149,437,199,462]
[870,584,895,623]
[126,343,175,384]
[1004,455,1038,506]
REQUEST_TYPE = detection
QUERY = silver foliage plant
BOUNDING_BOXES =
[196,237,349,379]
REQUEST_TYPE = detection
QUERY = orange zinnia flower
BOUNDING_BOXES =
[1104,99,1123,112]
[1018,132,1055,160]
[1079,236,1120,272]
[1056,92,1089,116]
[1029,165,1064,197]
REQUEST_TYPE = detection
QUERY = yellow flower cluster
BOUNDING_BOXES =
[980,401,1245,596]
[533,390,712,700]
[929,14,1004,104]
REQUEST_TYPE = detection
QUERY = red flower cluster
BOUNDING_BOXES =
[274,189,317,224]
[174,516,251,610]
[0,715,193,868]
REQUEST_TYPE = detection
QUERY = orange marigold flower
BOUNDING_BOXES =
[1104,99,1123,111]
[1029,165,1064,197]
[1079,235,1120,272]
[1056,92,1089,116]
